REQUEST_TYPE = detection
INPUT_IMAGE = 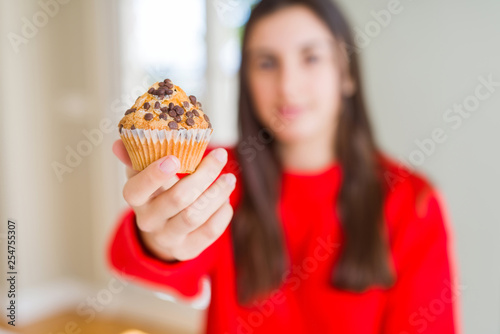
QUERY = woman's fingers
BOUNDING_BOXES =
[149,174,181,199]
[152,201,234,261]
[180,202,234,260]
[156,173,236,237]
[122,155,181,207]
[147,148,228,220]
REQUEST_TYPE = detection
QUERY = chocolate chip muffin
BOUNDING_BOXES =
[118,78,213,173]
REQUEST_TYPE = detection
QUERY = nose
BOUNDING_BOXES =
[277,59,302,102]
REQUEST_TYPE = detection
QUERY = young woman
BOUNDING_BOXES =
[108,0,460,333]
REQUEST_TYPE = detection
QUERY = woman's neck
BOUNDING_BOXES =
[276,132,336,172]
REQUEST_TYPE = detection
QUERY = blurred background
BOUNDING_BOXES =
[0,0,499,333]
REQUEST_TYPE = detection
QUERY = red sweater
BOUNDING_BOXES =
[107,146,461,334]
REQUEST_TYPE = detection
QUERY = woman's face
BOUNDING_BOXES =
[246,5,348,144]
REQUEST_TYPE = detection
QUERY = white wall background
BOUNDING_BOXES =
[337,0,500,333]
[0,0,498,333]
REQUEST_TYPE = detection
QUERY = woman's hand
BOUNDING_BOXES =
[112,140,236,262]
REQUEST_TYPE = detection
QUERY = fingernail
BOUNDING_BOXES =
[159,156,179,174]
[223,173,236,186]
[226,198,231,204]
[213,148,227,163]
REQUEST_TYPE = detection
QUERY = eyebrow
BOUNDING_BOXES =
[246,39,335,58]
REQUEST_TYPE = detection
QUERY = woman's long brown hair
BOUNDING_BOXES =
[232,0,395,305]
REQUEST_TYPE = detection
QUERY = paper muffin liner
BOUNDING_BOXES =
[120,127,213,173]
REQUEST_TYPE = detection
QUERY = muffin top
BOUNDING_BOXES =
[118,78,212,133]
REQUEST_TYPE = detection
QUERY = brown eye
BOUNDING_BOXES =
[262,60,275,68]
[257,57,276,70]
[305,54,319,64]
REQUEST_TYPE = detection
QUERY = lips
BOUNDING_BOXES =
[278,106,303,120]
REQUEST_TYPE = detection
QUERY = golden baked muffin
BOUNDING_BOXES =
[118,78,213,173]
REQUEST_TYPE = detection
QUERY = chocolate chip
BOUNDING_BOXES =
[131,124,136,130]
[192,109,199,117]
[158,95,165,100]
[164,78,172,84]
[168,121,178,129]
[119,124,123,133]
[160,107,168,113]
[168,110,177,117]
[203,114,210,122]
[154,101,160,109]
[208,122,212,129]
[176,108,184,116]
[174,116,182,122]
[166,89,173,95]
[143,102,150,110]
[185,111,193,118]
[157,88,166,95]
[197,102,202,107]
[182,101,189,109]
[165,83,173,89]
[189,95,197,105]
[148,88,155,94]
[159,113,168,120]
[168,102,174,109]
[144,113,154,121]
[125,108,136,115]
[186,118,195,126]
[159,82,165,87]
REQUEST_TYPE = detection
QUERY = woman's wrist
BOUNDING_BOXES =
[138,229,179,263]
